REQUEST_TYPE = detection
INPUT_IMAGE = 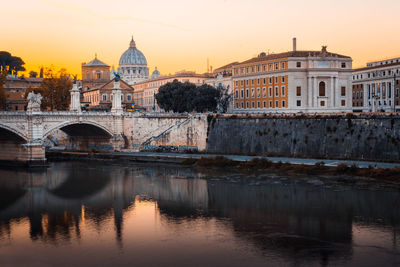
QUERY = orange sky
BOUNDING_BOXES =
[2,0,400,78]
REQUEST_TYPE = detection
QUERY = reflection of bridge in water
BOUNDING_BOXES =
[0,162,400,264]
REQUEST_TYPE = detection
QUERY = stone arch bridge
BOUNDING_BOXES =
[0,111,207,166]
[0,111,125,165]
[0,81,207,166]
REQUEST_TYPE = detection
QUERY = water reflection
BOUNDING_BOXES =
[0,162,399,266]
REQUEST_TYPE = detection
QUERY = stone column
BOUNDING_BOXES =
[313,77,318,107]
[70,83,81,112]
[330,76,334,108]
[392,79,396,112]
[334,77,338,107]
[111,81,123,114]
[307,76,311,107]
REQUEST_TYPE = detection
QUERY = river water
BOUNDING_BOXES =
[0,161,399,267]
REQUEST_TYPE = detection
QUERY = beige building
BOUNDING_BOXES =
[232,39,353,113]
[206,62,237,112]
[80,56,134,111]
[81,56,110,91]
[81,79,135,111]
[352,57,400,112]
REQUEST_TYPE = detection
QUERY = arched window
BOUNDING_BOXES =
[319,81,326,96]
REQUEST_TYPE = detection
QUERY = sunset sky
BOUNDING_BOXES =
[2,0,400,77]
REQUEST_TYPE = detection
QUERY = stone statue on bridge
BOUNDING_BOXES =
[27,92,42,112]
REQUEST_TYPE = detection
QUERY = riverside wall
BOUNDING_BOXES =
[205,114,400,161]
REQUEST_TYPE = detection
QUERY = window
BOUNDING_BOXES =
[269,77,272,84]
[235,90,239,99]
[281,76,285,83]
[296,86,301,96]
[241,89,244,98]
[86,72,90,80]
[275,77,278,83]
[257,88,261,97]
[282,100,285,107]
[319,81,326,96]
[281,86,285,96]
[275,86,279,97]
[241,102,244,108]
[96,72,101,79]
[263,78,266,84]
[252,102,255,108]
[341,100,346,106]
[236,103,239,108]
[296,62,301,68]
[320,101,325,106]
[341,62,346,68]
[102,94,107,101]
[262,87,267,97]
[121,94,124,101]
[246,80,249,86]
[341,87,346,96]
[263,101,266,108]
[246,102,249,108]
[127,94,132,101]
[246,89,249,98]
[281,62,285,69]
[275,63,279,70]
[235,81,238,87]
[251,88,255,98]
[240,80,244,86]
[269,87,272,97]
[110,94,113,101]
[257,79,260,85]
[297,100,301,106]
[251,79,254,85]
[257,101,260,108]
[275,100,279,108]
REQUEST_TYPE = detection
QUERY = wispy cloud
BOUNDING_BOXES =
[38,0,188,30]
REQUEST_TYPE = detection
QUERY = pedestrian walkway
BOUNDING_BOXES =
[114,151,400,169]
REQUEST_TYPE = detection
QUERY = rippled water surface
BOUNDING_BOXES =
[0,162,399,266]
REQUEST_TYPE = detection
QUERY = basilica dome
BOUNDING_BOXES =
[118,37,149,85]
[151,67,161,79]
[119,38,147,65]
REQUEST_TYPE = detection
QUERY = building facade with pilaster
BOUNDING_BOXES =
[352,57,400,112]
[232,40,353,113]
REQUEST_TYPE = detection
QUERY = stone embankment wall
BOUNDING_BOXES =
[123,113,208,151]
[205,114,400,161]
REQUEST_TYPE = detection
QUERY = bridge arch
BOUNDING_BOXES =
[42,120,114,141]
[0,123,28,143]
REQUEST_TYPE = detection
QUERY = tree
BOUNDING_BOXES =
[29,71,38,78]
[27,68,72,110]
[156,80,220,113]
[0,51,25,75]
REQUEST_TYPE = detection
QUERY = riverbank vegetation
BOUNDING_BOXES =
[184,156,400,181]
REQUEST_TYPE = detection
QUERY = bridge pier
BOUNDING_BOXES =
[22,141,47,167]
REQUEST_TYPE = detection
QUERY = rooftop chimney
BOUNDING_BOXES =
[293,38,297,51]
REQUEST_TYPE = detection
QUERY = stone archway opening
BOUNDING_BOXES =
[47,123,114,152]
[0,127,29,163]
